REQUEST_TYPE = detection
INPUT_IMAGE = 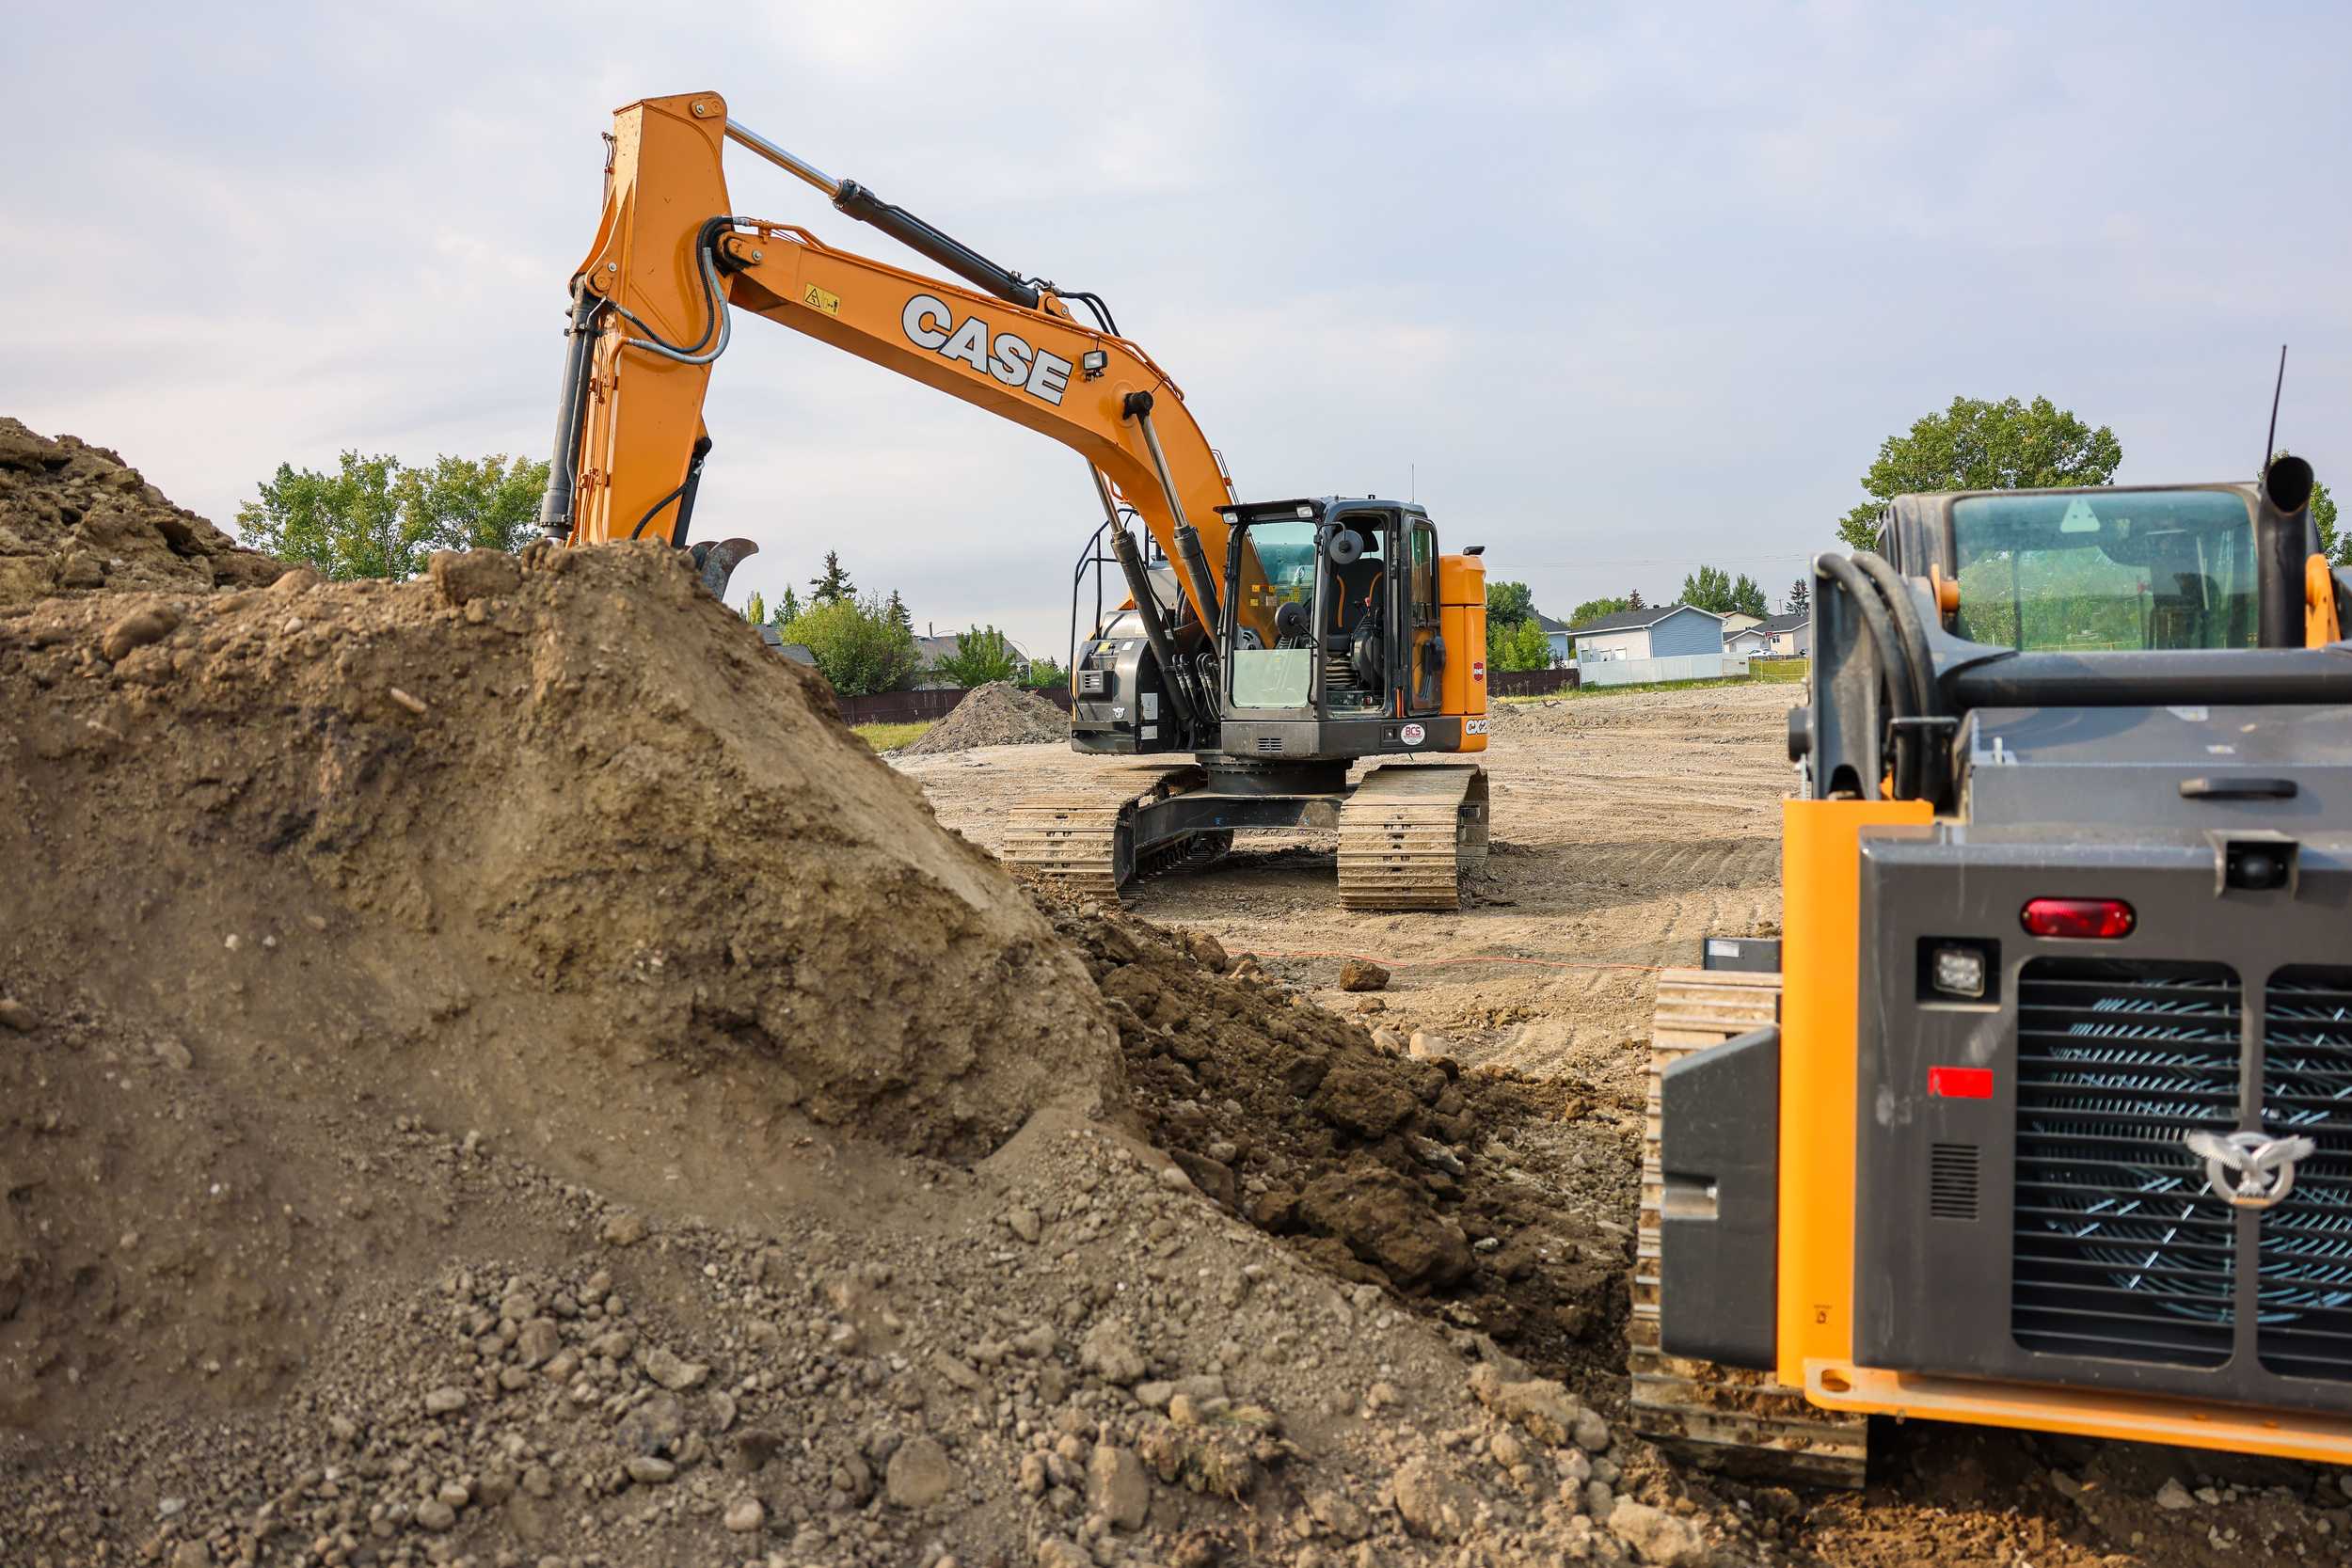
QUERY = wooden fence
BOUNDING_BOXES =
[1489,666,1581,697]
[835,685,1072,726]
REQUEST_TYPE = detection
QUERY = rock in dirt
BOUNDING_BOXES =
[885,1435,960,1509]
[1468,1361,1583,1447]
[422,1386,468,1415]
[99,604,180,662]
[642,1345,708,1390]
[1391,1455,1474,1541]
[900,681,1068,753]
[2156,1478,2195,1510]
[1079,1318,1148,1386]
[0,999,37,1034]
[1089,1443,1151,1529]
[1301,1165,1471,1288]
[1338,958,1390,992]
[427,548,520,607]
[1606,1499,1706,1563]
[723,1495,765,1532]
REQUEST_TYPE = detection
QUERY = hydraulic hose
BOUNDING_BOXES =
[604,216,740,366]
[1816,552,1919,800]
[1848,551,1945,801]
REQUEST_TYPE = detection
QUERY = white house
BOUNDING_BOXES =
[1719,610,1763,641]
[1565,603,1726,664]
[1726,610,1809,658]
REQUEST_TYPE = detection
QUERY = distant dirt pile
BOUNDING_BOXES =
[902,678,1068,752]
[0,418,286,608]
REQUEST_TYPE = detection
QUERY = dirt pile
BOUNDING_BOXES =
[903,679,1068,752]
[0,476,1703,1567]
[0,418,288,608]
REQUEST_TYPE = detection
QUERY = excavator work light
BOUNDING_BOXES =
[1080,349,1108,378]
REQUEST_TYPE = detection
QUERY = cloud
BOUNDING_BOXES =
[3,0,2346,651]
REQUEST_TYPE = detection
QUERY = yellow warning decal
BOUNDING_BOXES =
[802,283,842,316]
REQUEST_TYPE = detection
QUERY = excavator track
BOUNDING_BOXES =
[1002,765,1209,900]
[1336,764,1489,911]
[1629,967,1870,1488]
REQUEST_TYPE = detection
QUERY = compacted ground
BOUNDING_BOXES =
[895,684,2352,1568]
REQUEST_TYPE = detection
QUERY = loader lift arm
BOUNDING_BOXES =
[540,90,1236,636]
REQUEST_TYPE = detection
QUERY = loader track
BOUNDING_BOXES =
[1001,764,1210,900]
[1335,764,1489,911]
[1629,967,1869,1488]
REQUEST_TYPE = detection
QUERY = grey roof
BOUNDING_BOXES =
[755,626,818,665]
[1751,610,1808,633]
[1562,602,1723,635]
[1534,611,1572,634]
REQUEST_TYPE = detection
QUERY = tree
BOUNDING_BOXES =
[1730,573,1769,618]
[1568,595,1629,626]
[1026,656,1068,691]
[884,588,914,634]
[1678,564,1735,613]
[777,593,919,696]
[743,591,767,626]
[1628,589,1646,610]
[934,624,1022,687]
[1839,395,2122,552]
[1498,617,1554,671]
[809,550,855,606]
[2274,451,2344,565]
[236,451,548,581]
[396,453,548,555]
[1486,579,1535,628]
[773,586,803,626]
[1786,578,1810,616]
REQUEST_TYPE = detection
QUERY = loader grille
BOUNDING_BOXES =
[2011,958,2242,1367]
[2256,967,2352,1384]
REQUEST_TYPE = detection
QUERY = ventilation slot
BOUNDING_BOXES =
[1256,736,1282,753]
[2011,958,2242,1368]
[2257,966,2352,1384]
[1930,1144,1980,1221]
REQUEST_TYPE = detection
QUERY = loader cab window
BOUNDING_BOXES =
[1949,490,2260,652]
[1229,519,1318,708]
[1325,515,1391,715]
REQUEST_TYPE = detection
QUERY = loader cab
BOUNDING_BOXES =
[1212,498,1453,763]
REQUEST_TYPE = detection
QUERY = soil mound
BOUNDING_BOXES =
[902,679,1068,752]
[0,417,288,607]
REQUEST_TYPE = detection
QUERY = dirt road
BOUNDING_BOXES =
[898,683,1795,1103]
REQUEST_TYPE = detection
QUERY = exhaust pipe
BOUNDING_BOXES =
[2257,453,2317,648]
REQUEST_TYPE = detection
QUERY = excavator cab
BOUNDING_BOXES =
[1214,499,1470,759]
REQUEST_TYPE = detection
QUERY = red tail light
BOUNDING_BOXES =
[2020,897,2136,939]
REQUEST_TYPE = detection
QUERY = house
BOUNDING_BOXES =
[1535,611,1574,665]
[755,626,818,666]
[1719,610,1763,640]
[914,626,1032,688]
[1563,602,1726,664]
[1726,610,1809,658]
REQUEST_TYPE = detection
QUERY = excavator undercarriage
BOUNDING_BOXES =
[1002,759,1489,911]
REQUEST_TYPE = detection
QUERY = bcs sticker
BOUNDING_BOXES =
[1471,659,1486,682]
[1400,722,1426,746]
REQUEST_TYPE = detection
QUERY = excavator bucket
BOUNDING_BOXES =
[689,537,758,600]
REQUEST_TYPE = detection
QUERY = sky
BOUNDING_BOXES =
[6,2,2348,663]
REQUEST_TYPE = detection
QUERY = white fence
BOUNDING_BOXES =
[1577,653,1750,687]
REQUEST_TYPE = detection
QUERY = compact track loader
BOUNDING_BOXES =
[1635,458,2352,1482]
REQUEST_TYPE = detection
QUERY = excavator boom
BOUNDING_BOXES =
[541,90,1232,631]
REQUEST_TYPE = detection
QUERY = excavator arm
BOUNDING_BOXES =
[539,90,1236,633]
